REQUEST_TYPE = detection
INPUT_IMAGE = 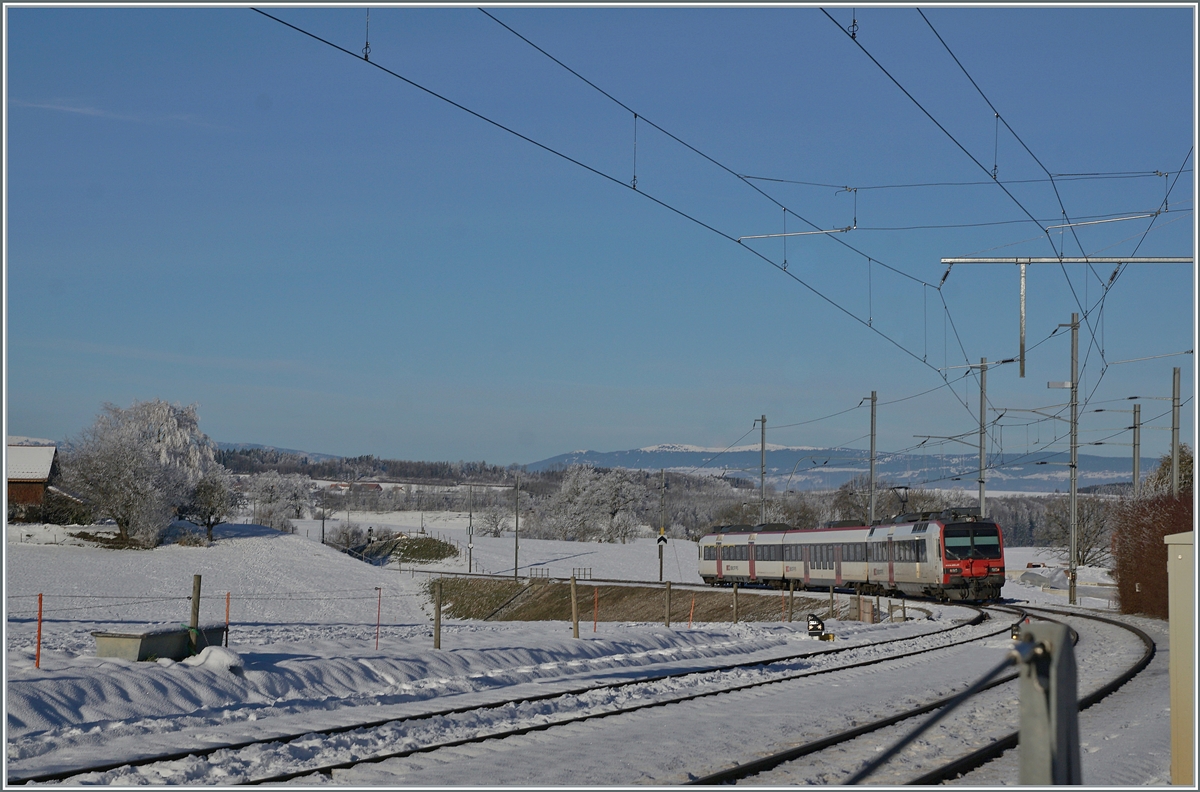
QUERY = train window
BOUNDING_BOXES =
[971,527,1002,559]
[944,528,972,560]
[918,542,928,562]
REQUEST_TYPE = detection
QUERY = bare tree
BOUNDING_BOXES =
[60,400,216,546]
[1038,494,1114,568]
[479,505,511,537]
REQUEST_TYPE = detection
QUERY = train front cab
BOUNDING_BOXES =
[938,520,1006,600]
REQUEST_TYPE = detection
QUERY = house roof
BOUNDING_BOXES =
[7,445,57,482]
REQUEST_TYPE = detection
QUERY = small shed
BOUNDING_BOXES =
[7,445,58,507]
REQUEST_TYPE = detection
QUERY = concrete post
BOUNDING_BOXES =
[1018,621,1081,785]
[1165,531,1194,786]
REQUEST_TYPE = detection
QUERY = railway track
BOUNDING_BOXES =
[687,605,1155,786]
[9,605,997,786]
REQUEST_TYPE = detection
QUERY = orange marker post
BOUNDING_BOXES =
[592,587,599,633]
[688,593,696,629]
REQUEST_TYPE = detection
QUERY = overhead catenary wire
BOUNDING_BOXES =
[739,170,1192,191]
[917,9,1191,392]
[256,7,980,420]
[480,6,937,295]
[822,8,1053,253]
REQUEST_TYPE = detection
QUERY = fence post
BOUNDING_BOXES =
[1017,621,1081,785]
[829,586,835,619]
[665,580,672,627]
[433,578,442,650]
[571,576,579,639]
[733,583,739,624]
[788,580,794,623]
[225,592,231,647]
[375,586,382,650]
[35,593,43,669]
[902,599,906,621]
[190,575,202,654]
[689,593,696,628]
[593,586,598,632]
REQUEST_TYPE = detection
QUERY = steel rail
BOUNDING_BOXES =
[689,605,1143,786]
[686,605,1031,785]
[243,609,1009,785]
[905,606,1155,786]
[6,606,985,786]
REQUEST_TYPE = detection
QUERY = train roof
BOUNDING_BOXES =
[702,507,993,538]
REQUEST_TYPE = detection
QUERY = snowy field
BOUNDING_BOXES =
[4,515,1171,785]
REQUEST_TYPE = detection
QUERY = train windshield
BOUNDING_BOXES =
[943,524,1003,560]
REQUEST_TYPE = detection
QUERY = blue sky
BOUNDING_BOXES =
[5,5,1195,471]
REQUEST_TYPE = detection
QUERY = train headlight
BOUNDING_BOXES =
[945,567,961,574]
[989,567,1003,573]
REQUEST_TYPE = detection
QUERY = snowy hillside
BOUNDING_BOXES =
[4,517,1168,785]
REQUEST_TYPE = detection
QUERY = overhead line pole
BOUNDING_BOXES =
[939,257,1192,377]
[1133,403,1141,498]
[1172,367,1181,497]
[1070,315,1078,606]
[868,392,877,524]
[979,359,987,518]
[1046,314,1081,605]
[760,415,766,525]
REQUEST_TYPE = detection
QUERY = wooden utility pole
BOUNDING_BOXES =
[664,580,672,627]
[571,576,579,638]
[433,579,442,649]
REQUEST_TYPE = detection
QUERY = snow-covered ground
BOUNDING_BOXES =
[4,515,1171,785]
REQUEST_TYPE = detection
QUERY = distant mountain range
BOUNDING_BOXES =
[213,440,1154,494]
[526,443,1154,494]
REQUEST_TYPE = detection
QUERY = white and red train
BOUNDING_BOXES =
[698,507,1005,601]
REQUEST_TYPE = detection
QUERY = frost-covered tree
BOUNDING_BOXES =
[182,466,238,541]
[60,400,217,546]
[1143,443,1193,496]
[249,471,311,532]
[532,465,647,543]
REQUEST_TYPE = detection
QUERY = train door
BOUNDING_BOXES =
[834,544,843,586]
[748,535,757,582]
[802,544,811,586]
[716,541,723,581]
[887,537,895,588]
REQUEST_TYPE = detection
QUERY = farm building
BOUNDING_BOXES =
[7,444,58,508]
